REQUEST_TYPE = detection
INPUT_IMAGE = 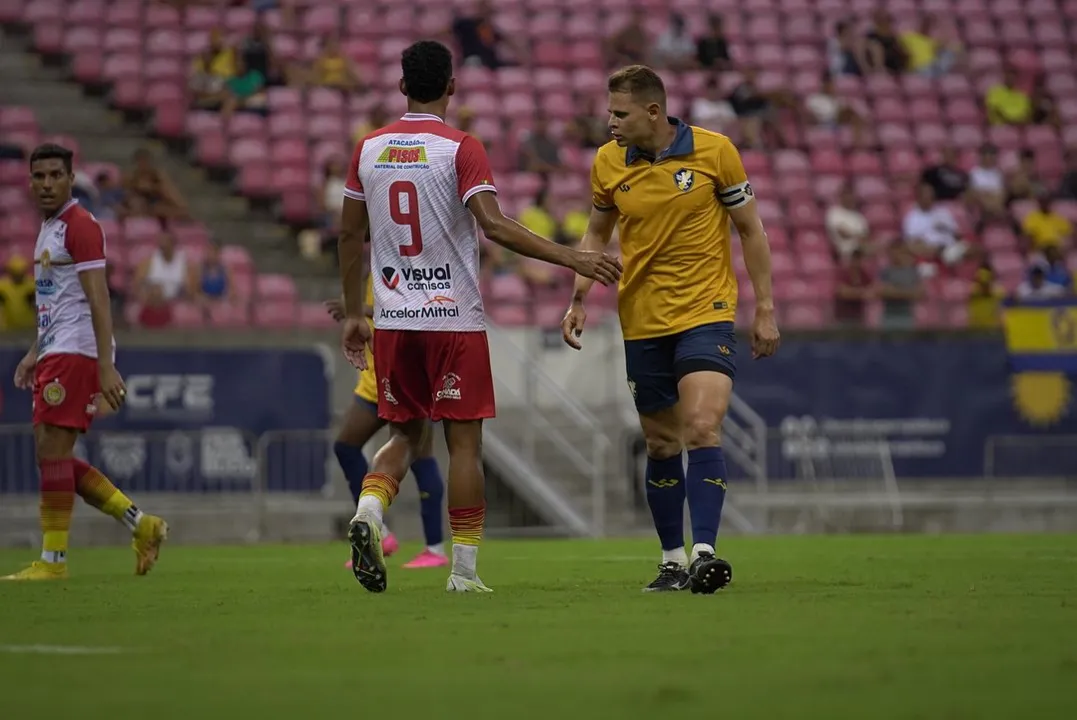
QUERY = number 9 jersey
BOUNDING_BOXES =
[345,112,496,334]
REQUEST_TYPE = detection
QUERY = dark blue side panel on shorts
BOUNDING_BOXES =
[623,322,737,414]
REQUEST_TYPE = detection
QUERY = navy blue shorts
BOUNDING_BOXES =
[623,321,737,414]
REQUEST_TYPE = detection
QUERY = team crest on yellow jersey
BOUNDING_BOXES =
[674,168,694,192]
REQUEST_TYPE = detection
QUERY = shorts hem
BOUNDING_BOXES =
[674,359,736,382]
[353,393,379,415]
[430,410,496,422]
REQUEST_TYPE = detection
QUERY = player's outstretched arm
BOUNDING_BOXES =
[561,207,619,350]
[729,201,781,359]
[466,192,622,286]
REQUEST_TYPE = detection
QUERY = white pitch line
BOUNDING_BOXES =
[0,644,128,655]
[498,555,654,562]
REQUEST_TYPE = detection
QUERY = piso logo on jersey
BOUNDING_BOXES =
[375,144,429,166]
[674,168,694,192]
[379,296,459,321]
[382,264,453,291]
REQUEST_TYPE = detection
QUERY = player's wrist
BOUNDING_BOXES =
[755,302,775,315]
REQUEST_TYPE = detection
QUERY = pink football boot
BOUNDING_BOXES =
[402,548,449,569]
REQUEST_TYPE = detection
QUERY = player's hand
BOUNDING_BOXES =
[98,362,127,411]
[569,250,622,286]
[751,308,781,359]
[13,351,36,390]
[561,301,587,350]
[324,297,346,322]
[341,316,373,370]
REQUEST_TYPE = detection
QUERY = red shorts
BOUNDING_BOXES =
[374,329,496,423]
[32,353,100,432]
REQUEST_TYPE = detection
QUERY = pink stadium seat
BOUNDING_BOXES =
[0,0,26,23]
[253,301,298,328]
[256,274,298,302]
[0,106,37,132]
[0,161,25,186]
[209,303,250,328]
[170,302,205,329]
[123,218,161,244]
[63,27,103,54]
[297,302,336,330]
[220,245,254,274]
[783,304,826,329]
[488,305,529,327]
[489,273,530,302]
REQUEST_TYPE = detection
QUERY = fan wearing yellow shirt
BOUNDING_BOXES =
[561,65,780,594]
[985,67,1032,125]
[1022,195,1073,252]
[324,267,448,572]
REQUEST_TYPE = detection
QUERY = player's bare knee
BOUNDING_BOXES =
[444,420,482,460]
[643,433,681,460]
[682,414,722,450]
[35,424,76,461]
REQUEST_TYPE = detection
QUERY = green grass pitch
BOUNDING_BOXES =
[1,535,1076,719]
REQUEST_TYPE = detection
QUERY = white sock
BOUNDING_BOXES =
[691,543,715,564]
[123,506,143,533]
[354,495,384,526]
[41,550,66,564]
[381,521,391,536]
[662,547,688,568]
[428,543,446,556]
[451,544,478,578]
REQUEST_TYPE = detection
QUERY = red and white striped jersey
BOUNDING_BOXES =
[34,199,114,361]
[345,112,496,333]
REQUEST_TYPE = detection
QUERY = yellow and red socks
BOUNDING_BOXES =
[73,459,142,532]
[355,472,401,524]
[449,505,484,578]
[39,458,76,564]
[645,454,687,557]
[685,446,728,549]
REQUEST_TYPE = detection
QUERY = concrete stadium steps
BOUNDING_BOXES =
[0,30,330,295]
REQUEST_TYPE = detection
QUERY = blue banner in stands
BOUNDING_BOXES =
[0,345,332,493]
[733,337,1077,478]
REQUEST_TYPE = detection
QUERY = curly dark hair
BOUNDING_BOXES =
[401,41,453,104]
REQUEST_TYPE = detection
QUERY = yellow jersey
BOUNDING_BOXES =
[0,276,36,330]
[590,120,752,340]
[985,84,1031,125]
[1022,211,1072,250]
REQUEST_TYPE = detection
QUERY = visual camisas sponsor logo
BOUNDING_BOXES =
[379,296,459,321]
[380,264,453,291]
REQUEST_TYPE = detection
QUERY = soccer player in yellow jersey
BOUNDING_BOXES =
[562,66,780,594]
[325,269,448,571]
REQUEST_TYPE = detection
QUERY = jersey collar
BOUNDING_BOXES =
[43,198,79,225]
[400,112,444,123]
[625,117,694,165]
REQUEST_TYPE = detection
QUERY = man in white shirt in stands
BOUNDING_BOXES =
[902,182,966,275]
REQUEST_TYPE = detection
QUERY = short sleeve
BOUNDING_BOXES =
[591,155,615,211]
[65,213,106,272]
[715,138,753,209]
[344,138,365,202]
[455,135,497,204]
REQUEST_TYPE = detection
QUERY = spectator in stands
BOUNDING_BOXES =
[1016,265,1066,301]
[93,171,126,221]
[826,184,872,261]
[866,11,909,74]
[318,157,347,234]
[137,284,174,330]
[728,68,785,149]
[133,231,192,303]
[652,13,696,70]
[829,20,868,77]
[189,28,237,106]
[966,262,1005,329]
[309,34,362,92]
[352,105,390,144]
[605,8,649,68]
[986,67,1031,126]
[903,183,966,272]
[1006,149,1045,204]
[452,1,514,70]
[1030,76,1061,130]
[969,143,1009,232]
[560,207,589,245]
[690,77,736,134]
[457,106,481,144]
[834,248,874,327]
[900,15,960,78]
[124,149,188,221]
[564,96,608,149]
[1040,245,1074,292]
[0,255,36,332]
[878,242,924,329]
[920,147,968,202]
[241,13,286,87]
[1021,195,1073,253]
[696,15,733,71]
[217,55,268,119]
[519,187,561,244]
[1057,148,1077,200]
[518,117,563,174]
[805,73,866,147]
[194,240,235,308]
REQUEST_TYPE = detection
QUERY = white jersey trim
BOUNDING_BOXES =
[461,184,497,205]
[343,187,365,201]
[399,112,444,123]
[74,259,106,273]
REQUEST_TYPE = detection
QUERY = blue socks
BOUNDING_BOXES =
[333,441,369,504]
[409,456,445,546]
[645,455,686,551]
[686,447,727,548]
